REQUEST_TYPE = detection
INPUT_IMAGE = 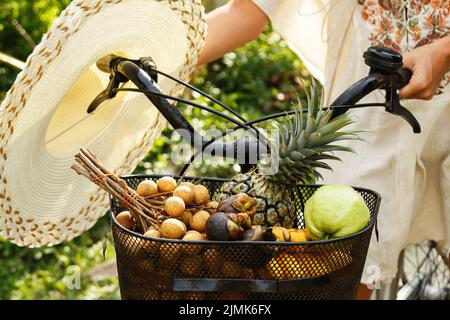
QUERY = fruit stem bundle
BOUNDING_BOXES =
[71,148,166,231]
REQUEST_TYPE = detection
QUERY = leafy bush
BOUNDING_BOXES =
[0,217,119,300]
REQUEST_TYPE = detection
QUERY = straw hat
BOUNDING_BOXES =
[0,0,206,247]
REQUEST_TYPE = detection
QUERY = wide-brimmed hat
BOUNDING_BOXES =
[0,0,206,247]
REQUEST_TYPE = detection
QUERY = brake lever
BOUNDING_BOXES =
[364,46,421,134]
[87,55,159,113]
[385,87,421,133]
[87,74,122,113]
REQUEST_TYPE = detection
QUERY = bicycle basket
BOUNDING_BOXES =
[110,174,380,300]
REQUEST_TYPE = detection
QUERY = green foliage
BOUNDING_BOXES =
[0,0,72,99]
[135,29,311,178]
[0,2,311,300]
[0,217,119,300]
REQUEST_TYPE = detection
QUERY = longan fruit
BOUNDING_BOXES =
[221,291,243,300]
[165,196,185,218]
[115,211,135,229]
[179,210,193,227]
[241,268,255,279]
[173,186,195,205]
[203,248,224,276]
[179,181,195,189]
[159,243,182,263]
[182,230,203,241]
[192,185,210,205]
[136,180,158,197]
[143,229,161,238]
[183,231,203,255]
[157,176,177,193]
[222,260,242,278]
[160,218,187,239]
[205,201,219,214]
[180,256,203,277]
[190,210,210,233]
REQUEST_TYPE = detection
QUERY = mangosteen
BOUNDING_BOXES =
[205,212,240,241]
[217,193,257,217]
[242,225,264,241]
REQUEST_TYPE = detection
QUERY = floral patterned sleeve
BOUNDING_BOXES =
[360,0,450,94]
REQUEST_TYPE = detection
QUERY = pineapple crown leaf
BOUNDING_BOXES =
[315,145,356,154]
[331,134,365,143]
[302,77,323,119]
[316,110,333,128]
[293,94,303,136]
[315,116,356,136]
[311,132,359,146]
[261,78,359,184]
[308,154,342,162]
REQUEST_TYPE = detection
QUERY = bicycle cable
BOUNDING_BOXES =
[112,88,257,132]
[152,69,261,131]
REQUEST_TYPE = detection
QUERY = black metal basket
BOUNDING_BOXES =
[110,174,380,300]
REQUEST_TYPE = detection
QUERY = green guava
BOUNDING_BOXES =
[304,184,370,240]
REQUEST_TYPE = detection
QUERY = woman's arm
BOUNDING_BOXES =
[399,35,450,100]
[197,0,269,66]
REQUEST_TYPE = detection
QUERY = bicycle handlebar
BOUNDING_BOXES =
[330,47,420,133]
[88,46,421,171]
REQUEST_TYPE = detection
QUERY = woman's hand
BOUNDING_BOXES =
[399,36,450,100]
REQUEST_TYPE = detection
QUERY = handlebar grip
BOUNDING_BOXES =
[397,68,412,88]
[96,54,121,73]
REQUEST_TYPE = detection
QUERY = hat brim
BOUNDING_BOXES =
[0,0,206,247]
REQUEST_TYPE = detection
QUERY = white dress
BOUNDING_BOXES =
[253,0,450,285]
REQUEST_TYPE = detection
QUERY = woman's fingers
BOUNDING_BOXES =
[398,36,450,100]
[399,52,426,99]
[398,54,415,99]
[398,53,433,100]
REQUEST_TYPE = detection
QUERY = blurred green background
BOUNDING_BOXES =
[0,0,310,299]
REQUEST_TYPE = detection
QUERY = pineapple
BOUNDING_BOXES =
[215,82,358,228]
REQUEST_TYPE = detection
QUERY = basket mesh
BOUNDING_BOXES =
[110,175,379,300]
